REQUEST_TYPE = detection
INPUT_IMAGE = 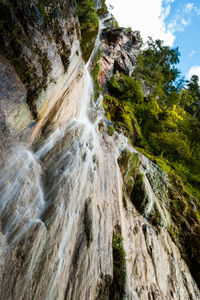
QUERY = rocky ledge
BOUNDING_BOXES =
[98,27,142,86]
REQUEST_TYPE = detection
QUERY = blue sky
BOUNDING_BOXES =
[106,0,200,80]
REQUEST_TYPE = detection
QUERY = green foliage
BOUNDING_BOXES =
[133,96,200,193]
[104,38,200,200]
[38,1,50,20]
[77,0,99,62]
[130,171,146,214]
[103,94,143,144]
[97,0,108,16]
[186,75,200,119]
[104,37,200,285]
[103,16,119,28]
[187,75,200,97]
[109,227,126,299]
[133,38,180,105]
[108,124,115,136]
[109,73,144,103]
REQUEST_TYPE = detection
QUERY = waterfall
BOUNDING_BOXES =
[0,15,119,300]
[1,8,200,300]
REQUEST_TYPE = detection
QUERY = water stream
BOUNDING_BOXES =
[0,14,117,300]
[1,9,199,300]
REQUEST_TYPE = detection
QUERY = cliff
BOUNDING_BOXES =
[0,1,200,299]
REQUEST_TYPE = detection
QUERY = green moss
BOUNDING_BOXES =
[77,0,99,62]
[150,206,163,227]
[103,94,143,145]
[97,0,108,17]
[104,74,144,145]
[103,16,119,28]
[109,226,126,299]
[7,103,33,132]
[130,171,146,212]
[118,151,140,208]
[108,125,115,136]
[109,74,144,103]
[91,49,102,100]
[124,153,139,194]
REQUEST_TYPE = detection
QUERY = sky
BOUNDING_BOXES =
[106,0,200,80]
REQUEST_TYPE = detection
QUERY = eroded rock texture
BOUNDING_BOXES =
[0,0,80,149]
[98,27,142,86]
[0,1,200,300]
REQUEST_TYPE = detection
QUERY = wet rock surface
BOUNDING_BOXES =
[0,0,79,124]
[0,55,33,153]
[0,1,200,300]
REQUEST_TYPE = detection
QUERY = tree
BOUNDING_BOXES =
[186,75,200,119]
[133,38,181,104]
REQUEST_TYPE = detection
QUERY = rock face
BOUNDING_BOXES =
[0,1,200,300]
[0,0,81,150]
[98,27,142,86]
[0,55,33,152]
[119,151,200,299]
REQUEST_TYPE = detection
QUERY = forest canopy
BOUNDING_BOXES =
[104,38,200,199]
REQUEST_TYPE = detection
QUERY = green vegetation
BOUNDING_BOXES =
[104,16,119,29]
[38,0,51,20]
[118,151,139,208]
[104,38,200,200]
[130,171,145,212]
[77,0,99,62]
[107,124,115,136]
[103,94,142,145]
[103,36,200,287]
[166,174,200,285]
[91,49,102,100]
[97,0,108,17]
[109,226,126,299]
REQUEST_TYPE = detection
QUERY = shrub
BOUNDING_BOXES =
[109,74,144,104]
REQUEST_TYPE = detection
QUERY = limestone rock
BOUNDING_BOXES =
[98,27,142,86]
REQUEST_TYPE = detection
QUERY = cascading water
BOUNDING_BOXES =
[0,15,122,300]
[1,8,200,300]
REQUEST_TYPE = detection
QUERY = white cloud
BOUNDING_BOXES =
[184,3,194,13]
[105,0,200,46]
[188,50,196,58]
[194,6,200,15]
[166,3,197,34]
[183,2,200,16]
[106,0,175,46]
[181,18,190,26]
[161,4,171,20]
[187,66,200,79]
[168,17,190,33]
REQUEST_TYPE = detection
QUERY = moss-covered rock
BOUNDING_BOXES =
[7,103,33,132]
[109,225,126,300]
[97,0,108,17]
[91,49,102,100]
[103,95,142,145]
[118,150,140,208]
[77,0,99,62]
[0,0,77,120]
[165,174,200,287]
